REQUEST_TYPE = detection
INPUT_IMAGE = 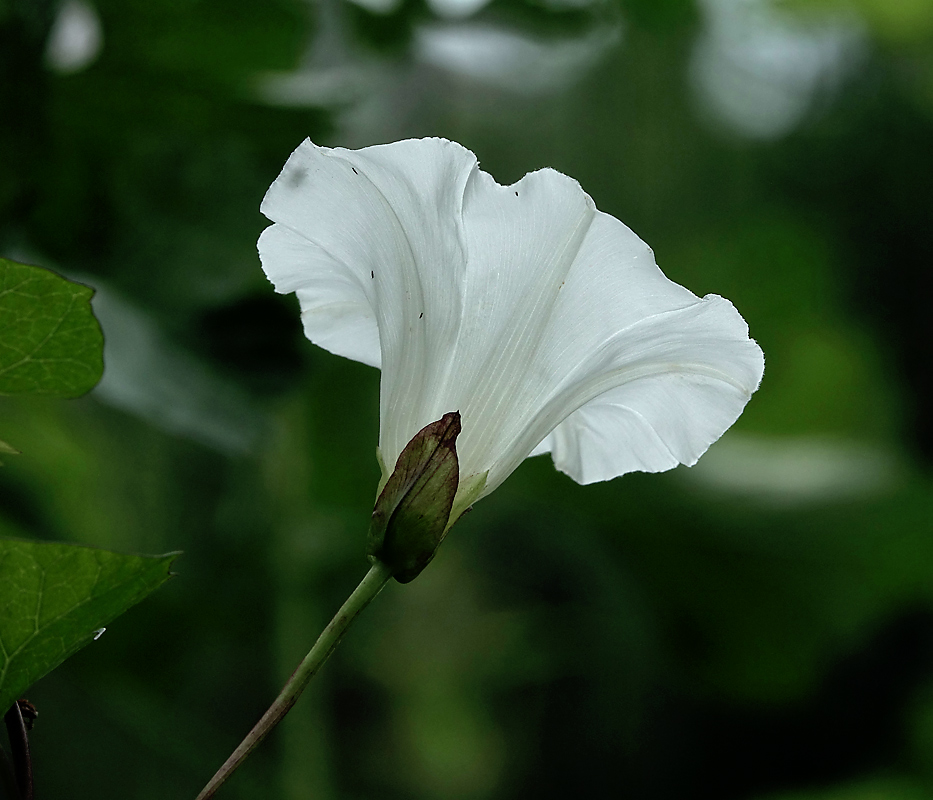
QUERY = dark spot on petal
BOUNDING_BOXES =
[287,168,307,188]
[514,190,519,196]
[371,270,374,279]
[419,312,424,319]
[352,167,359,175]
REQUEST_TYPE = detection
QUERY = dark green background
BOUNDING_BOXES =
[2,0,932,797]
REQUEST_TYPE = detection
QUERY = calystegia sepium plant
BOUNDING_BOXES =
[196,137,764,798]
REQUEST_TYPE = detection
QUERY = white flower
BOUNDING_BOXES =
[258,137,764,510]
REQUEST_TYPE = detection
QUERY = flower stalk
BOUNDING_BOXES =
[195,561,393,800]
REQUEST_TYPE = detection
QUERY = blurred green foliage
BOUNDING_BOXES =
[1,0,932,798]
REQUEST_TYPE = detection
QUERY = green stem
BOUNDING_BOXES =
[195,561,393,800]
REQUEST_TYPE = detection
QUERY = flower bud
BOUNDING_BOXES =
[368,411,461,583]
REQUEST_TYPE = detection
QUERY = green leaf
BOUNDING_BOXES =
[0,258,104,397]
[368,412,461,584]
[0,538,179,713]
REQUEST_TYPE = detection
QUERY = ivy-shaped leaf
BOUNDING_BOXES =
[0,538,179,713]
[0,258,104,398]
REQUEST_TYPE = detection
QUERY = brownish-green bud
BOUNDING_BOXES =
[368,411,461,583]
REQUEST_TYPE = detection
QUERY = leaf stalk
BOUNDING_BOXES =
[3,701,33,800]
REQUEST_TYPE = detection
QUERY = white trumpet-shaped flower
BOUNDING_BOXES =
[259,137,764,509]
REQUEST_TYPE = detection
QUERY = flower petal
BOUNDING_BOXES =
[258,137,477,369]
[410,169,761,494]
[539,295,765,484]
[259,138,764,498]
[258,223,382,366]
[459,203,763,490]
[385,165,603,482]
